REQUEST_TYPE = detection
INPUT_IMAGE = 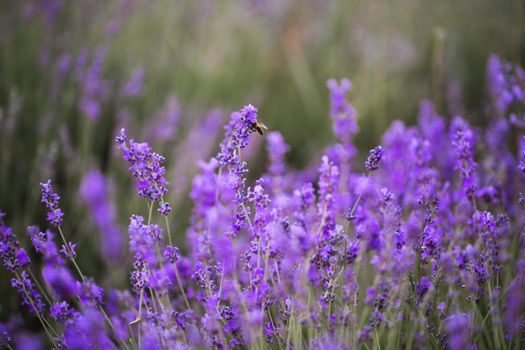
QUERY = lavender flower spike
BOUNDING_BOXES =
[40,179,64,226]
[115,128,172,214]
[365,145,385,172]
[217,104,259,167]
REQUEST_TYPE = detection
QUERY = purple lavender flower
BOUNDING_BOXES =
[415,276,431,299]
[249,178,271,240]
[358,325,372,343]
[266,131,288,175]
[0,319,13,348]
[487,54,514,114]
[365,145,385,172]
[394,227,406,250]
[15,248,30,269]
[445,313,471,350]
[128,214,163,269]
[11,271,45,315]
[144,95,181,143]
[266,131,289,192]
[122,66,145,97]
[80,170,123,261]
[40,179,64,226]
[317,155,339,238]
[217,104,259,167]
[158,201,172,215]
[163,245,180,264]
[418,100,452,174]
[60,242,77,260]
[421,221,442,263]
[487,54,525,118]
[78,48,110,120]
[27,227,64,266]
[15,333,43,350]
[504,260,525,337]
[63,308,113,349]
[42,265,78,299]
[189,159,219,219]
[518,136,525,175]
[1,214,31,272]
[77,279,104,307]
[116,128,172,213]
[263,321,279,344]
[327,79,358,143]
[50,301,78,323]
[451,118,478,197]
[215,104,260,237]
[369,309,384,327]
[345,241,360,264]
[171,109,223,204]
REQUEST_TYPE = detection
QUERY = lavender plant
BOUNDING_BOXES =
[1,55,525,350]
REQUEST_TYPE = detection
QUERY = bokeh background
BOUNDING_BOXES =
[1,0,524,327]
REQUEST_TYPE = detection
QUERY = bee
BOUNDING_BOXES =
[249,121,268,135]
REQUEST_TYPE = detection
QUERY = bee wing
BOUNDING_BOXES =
[259,122,268,130]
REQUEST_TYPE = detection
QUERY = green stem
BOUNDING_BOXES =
[174,263,191,310]
[57,226,85,281]
[28,268,52,306]
[344,171,369,235]
[375,327,382,350]
[14,272,58,347]
[147,201,154,225]
[161,194,172,246]
[131,288,145,350]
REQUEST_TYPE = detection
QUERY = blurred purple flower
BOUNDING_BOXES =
[445,313,471,350]
[122,66,145,97]
[80,170,123,261]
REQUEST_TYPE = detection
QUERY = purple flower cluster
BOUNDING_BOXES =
[2,55,525,349]
[487,54,525,125]
[216,104,260,237]
[217,104,258,167]
[327,79,358,144]
[40,180,64,226]
[11,271,45,316]
[116,128,172,214]
[50,301,78,323]
[1,213,31,272]
[364,145,384,172]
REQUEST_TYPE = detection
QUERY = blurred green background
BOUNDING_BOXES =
[0,0,524,323]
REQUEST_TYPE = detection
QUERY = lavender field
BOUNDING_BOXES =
[1,1,525,349]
